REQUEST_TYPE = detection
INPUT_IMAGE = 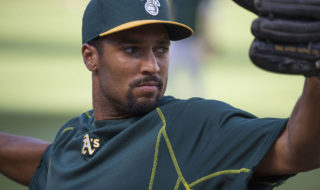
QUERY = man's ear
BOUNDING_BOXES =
[82,43,99,71]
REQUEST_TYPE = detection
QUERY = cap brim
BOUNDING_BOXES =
[99,20,193,41]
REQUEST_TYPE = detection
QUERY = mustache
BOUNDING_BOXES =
[129,76,163,89]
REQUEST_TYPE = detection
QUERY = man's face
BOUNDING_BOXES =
[96,25,170,117]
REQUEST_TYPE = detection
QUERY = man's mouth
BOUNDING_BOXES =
[136,82,160,92]
[137,81,160,87]
[130,76,163,91]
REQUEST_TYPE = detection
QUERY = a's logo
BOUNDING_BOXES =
[145,0,161,16]
[81,134,100,156]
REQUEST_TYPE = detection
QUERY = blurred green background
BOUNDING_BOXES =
[0,0,319,189]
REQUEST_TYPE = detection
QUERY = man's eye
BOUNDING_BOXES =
[155,47,168,54]
[123,47,138,54]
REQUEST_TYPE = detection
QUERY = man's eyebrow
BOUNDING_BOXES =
[156,39,171,45]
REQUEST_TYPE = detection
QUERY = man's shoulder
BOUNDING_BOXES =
[53,110,93,142]
[160,96,234,111]
[159,96,243,123]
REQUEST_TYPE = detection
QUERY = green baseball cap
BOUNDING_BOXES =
[82,0,194,44]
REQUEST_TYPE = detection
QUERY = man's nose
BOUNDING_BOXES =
[140,51,160,75]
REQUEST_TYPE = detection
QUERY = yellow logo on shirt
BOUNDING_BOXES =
[81,134,100,156]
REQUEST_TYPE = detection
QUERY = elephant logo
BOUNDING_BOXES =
[145,0,161,16]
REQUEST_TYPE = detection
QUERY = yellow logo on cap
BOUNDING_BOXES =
[145,0,161,16]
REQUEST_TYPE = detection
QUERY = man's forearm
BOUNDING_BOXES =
[286,77,320,171]
[0,132,50,186]
[256,77,320,176]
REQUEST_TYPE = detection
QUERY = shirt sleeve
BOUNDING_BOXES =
[28,115,82,190]
[29,144,52,190]
[211,100,290,188]
[218,111,290,189]
[163,98,291,189]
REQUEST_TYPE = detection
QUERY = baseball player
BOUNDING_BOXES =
[1,0,320,189]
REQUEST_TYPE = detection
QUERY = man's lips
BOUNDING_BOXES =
[137,81,160,87]
[136,82,160,92]
[130,76,163,93]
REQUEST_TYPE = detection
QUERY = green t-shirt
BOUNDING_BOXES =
[30,96,288,190]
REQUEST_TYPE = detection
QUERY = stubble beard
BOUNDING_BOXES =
[125,89,161,116]
[100,75,165,117]
[125,76,164,116]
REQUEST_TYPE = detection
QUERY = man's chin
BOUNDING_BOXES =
[126,94,161,116]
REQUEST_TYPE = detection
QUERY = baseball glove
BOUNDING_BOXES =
[233,0,320,76]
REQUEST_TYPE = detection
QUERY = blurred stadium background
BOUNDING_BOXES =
[0,0,319,189]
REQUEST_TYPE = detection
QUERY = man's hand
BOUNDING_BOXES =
[0,132,50,186]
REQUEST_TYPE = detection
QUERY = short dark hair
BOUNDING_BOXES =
[86,37,105,57]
